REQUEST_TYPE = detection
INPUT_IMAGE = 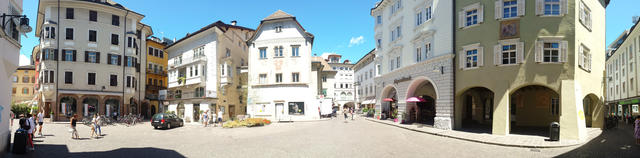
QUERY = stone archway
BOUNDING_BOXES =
[380,86,398,120]
[81,96,100,117]
[510,85,559,136]
[59,95,79,120]
[104,97,121,119]
[583,94,603,128]
[405,78,438,125]
[457,87,494,133]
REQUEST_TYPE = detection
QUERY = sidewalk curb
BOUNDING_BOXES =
[365,118,588,148]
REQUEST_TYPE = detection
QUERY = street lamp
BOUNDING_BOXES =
[1,13,32,36]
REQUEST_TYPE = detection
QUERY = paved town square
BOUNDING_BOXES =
[4,117,639,158]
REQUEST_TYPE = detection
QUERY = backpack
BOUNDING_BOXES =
[19,118,30,130]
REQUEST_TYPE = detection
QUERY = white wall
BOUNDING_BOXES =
[1,0,23,154]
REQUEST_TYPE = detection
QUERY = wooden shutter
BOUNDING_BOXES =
[478,46,484,67]
[579,2,585,24]
[560,0,568,15]
[107,54,112,65]
[478,4,485,23]
[536,0,544,16]
[494,44,501,65]
[72,50,77,61]
[495,0,503,20]
[517,0,525,17]
[118,55,122,65]
[517,42,525,64]
[458,11,465,28]
[85,51,89,62]
[560,41,569,63]
[535,41,543,62]
[96,52,100,63]
[578,45,584,68]
[54,49,58,61]
[587,53,592,71]
[459,51,466,69]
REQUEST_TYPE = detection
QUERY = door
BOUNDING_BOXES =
[229,105,235,120]
[275,103,284,121]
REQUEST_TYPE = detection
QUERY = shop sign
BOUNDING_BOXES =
[393,76,412,84]
[618,99,639,105]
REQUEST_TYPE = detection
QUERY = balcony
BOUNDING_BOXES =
[166,91,209,100]
[146,85,167,91]
[168,55,206,68]
[146,69,167,76]
[220,76,232,85]
[145,93,159,100]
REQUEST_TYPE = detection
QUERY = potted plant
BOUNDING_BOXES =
[391,110,398,122]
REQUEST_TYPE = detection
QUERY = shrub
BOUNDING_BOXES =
[11,103,30,116]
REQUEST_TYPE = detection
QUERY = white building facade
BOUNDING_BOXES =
[246,10,321,121]
[166,21,254,123]
[1,0,24,153]
[372,0,455,129]
[354,49,377,109]
[323,54,356,111]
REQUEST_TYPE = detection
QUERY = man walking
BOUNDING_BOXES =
[27,113,36,151]
[217,108,223,127]
[37,110,44,136]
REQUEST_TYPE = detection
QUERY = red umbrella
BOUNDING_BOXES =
[406,97,425,102]
[383,98,395,102]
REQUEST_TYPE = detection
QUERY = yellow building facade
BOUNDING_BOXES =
[11,65,36,104]
[144,37,168,118]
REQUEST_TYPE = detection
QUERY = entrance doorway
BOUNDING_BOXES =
[275,103,284,121]
[193,104,200,122]
[381,86,398,120]
[459,87,494,133]
[229,105,235,120]
[510,85,559,136]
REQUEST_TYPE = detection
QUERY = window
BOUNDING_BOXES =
[466,9,478,26]
[63,50,75,61]
[288,102,305,115]
[551,98,560,115]
[396,56,401,68]
[274,46,283,57]
[292,73,300,82]
[376,15,382,25]
[579,44,592,72]
[579,1,592,30]
[259,74,267,84]
[22,88,28,94]
[425,6,432,21]
[126,76,132,88]
[89,30,97,42]
[66,8,74,19]
[225,48,231,57]
[65,28,73,40]
[148,47,154,55]
[195,87,205,98]
[501,44,517,64]
[542,0,561,16]
[89,10,97,22]
[377,39,382,48]
[503,0,518,18]
[86,51,98,63]
[160,50,164,58]
[44,26,56,39]
[112,15,120,26]
[259,48,267,59]
[416,11,423,26]
[108,54,120,65]
[322,75,327,82]
[391,26,401,41]
[543,42,560,62]
[126,56,133,67]
[12,88,16,94]
[111,34,119,45]
[275,26,282,33]
[390,0,402,14]
[377,64,381,75]
[390,58,395,71]
[88,73,96,85]
[22,76,29,83]
[291,46,300,57]
[127,37,133,48]
[64,72,73,84]
[154,49,159,57]
[276,73,282,83]
[220,64,226,76]
[460,45,482,69]
[416,47,422,62]
[159,80,163,86]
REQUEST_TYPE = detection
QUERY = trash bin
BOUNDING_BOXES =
[549,122,560,141]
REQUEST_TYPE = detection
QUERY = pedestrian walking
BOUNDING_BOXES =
[27,113,35,151]
[350,108,354,120]
[217,108,223,127]
[91,114,101,138]
[203,110,209,127]
[37,110,44,136]
[343,108,348,120]
[635,116,640,145]
[70,114,79,139]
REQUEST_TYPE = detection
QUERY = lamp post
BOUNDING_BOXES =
[1,13,32,36]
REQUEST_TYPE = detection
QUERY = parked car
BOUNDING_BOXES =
[151,113,184,129]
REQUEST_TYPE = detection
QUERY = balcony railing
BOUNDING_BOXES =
[146,69,167,76]
[168,55,207,68]
[166,91,207,100]
[146,85,167,91]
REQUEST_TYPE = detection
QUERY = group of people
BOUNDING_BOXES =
[201,109,224,127]
[13,110,45,151]
[343,107,355,120]
[68,114,103,139]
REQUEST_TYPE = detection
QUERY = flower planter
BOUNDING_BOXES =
[394,118,398,122]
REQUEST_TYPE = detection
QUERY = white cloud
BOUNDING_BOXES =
[348,36,364,47]
[19,54,30,66]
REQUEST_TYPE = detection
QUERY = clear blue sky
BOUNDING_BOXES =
[17,0,640,65]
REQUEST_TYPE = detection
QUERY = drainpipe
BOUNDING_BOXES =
[451,0,457,129]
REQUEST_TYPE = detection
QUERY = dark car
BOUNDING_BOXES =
[151,113,184,129]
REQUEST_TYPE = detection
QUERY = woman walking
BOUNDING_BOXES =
[635,116,640,145]
[70,114,79,139]
[203,110,209,127]
[37,110,44,136]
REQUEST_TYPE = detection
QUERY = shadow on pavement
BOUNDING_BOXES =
[6,144,185,158]
[556,124,640,158]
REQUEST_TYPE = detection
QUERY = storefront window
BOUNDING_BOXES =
[288,102,304,115]
[60,96,77,117]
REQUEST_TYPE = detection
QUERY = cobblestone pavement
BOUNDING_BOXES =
[3,117,639,158]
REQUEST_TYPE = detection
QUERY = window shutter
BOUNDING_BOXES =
[578,45,584,68]
[458,11,465,28]
[517,42,525,64]
[478,47,484,67]
[459,51,466,69]
[535,41,543,62]
[579,3,585,24]
[118,55,122,65]
[560,41,569,62]
[54,49,58,61]
[107,54,112,65]
[494,44,501,65]
[560,0,568,15]
[495,0,503,20]
[85,51,89,62]
[96,52,100,63]
[72,50,77,61]
[587,53,592,71]
[536,0,544,16]
[478,5,485,23]
[517,0,525,17]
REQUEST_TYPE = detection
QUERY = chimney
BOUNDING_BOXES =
[231,20,237,26]
[634,16,640,24]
